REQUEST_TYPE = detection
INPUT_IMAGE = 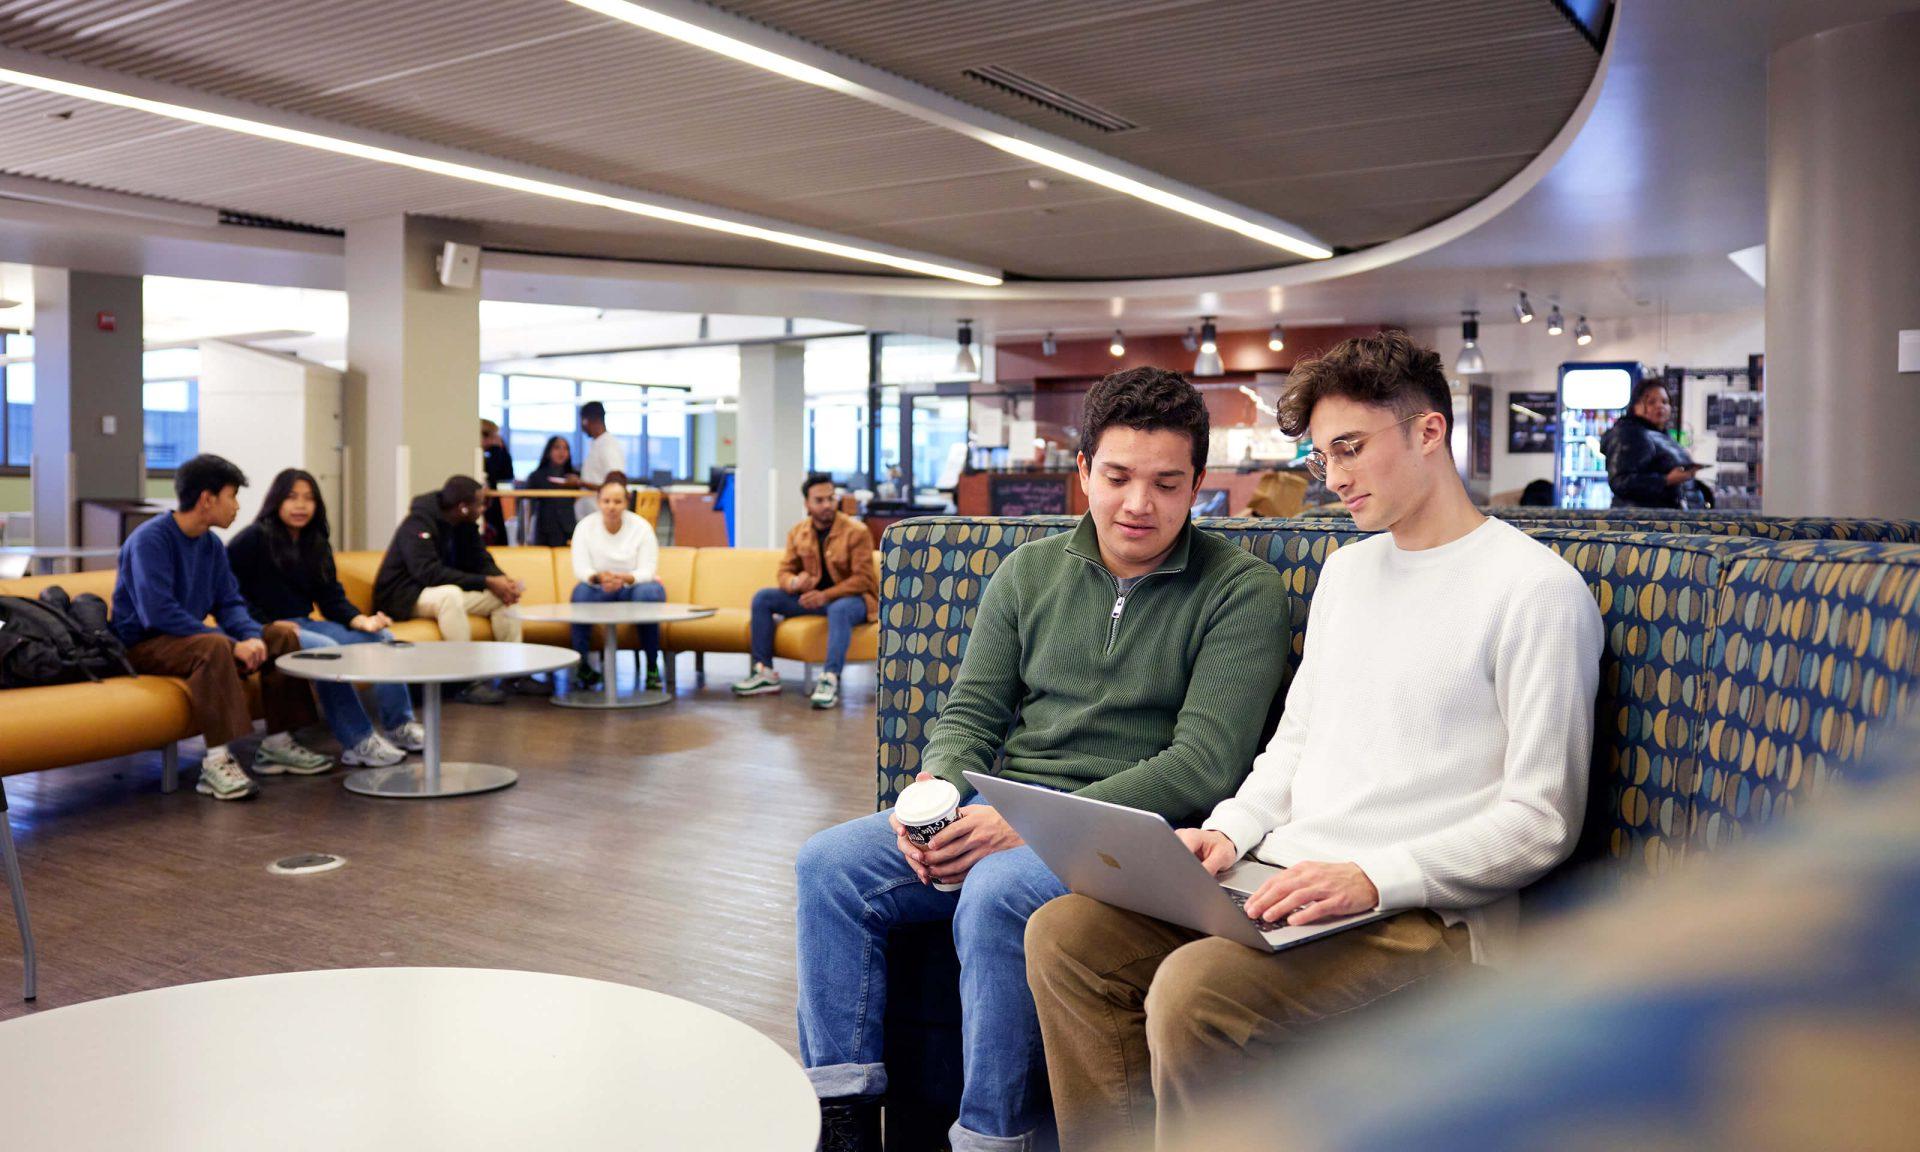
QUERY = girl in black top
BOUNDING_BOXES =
[524,435,580,547]
[228,469,420,766]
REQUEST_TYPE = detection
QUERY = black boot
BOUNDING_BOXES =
[817,1095,881,1152]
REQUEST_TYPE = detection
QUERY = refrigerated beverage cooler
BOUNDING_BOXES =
[1554,361,1643,509]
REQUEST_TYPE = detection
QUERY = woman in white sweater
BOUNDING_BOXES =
[568,474,664,690]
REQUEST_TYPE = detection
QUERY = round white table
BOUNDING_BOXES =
[0,967,819,1151]
[512,601,716,709]
[0,545,122,578]
[276,641,578,798]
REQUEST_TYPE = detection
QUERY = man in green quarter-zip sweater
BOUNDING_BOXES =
[797,367,1289,1152]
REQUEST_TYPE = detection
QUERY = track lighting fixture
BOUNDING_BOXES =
[1514,292,1534,324]
[1109,330,1126,357]
[1181,326,1198,352]
[1545,305,1565,336]
[1573,316,1593,346]
[1040,332,1057,357]
[1267,324,1285,352]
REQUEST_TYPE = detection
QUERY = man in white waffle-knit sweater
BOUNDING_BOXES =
[1026,331,1605,1151]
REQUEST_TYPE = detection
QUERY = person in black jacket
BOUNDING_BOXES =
[1600,380,1712,510]
[523,435,579,548]
[229,468,419,766]
[480,419,515,546]
[373,475,529,704]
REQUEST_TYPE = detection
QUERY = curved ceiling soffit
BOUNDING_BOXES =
[493,7,1618,308]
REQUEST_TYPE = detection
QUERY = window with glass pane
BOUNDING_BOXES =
[878,332,978,387]
[644,391,688,483]
[807,399,866,483]
[505,375,580,479]
[143,378,198,470]
[479,373,506,428]
[910,395,970,492]
[875,385,901,493]
[3,333,31,467]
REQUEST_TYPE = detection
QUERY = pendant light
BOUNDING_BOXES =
[1109,330,1126,357]
[1573,316,1593,346]
[1194,317,1222,376]
[1040,332,1057,357]
[953,319,977,375]
[1454,311,1486,376]
[1267,323,1285,352]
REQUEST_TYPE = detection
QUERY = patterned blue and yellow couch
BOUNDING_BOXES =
[868,515,1920,1149]
[1294,506,1920,543]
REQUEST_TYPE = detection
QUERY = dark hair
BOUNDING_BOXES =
[599,471,630,494]
[801,472,836,498]
[439,475,483,509]
[174,454,248,512]
[1276,330,1452,440]
[580,401,606,424]
[1519,478,1556,507]
[540,435,573,469]
[252,468,331,577]
[1629,377,1668,413]
[1079,366,1209,475]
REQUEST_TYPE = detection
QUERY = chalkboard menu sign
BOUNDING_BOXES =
[990,474,1070,516]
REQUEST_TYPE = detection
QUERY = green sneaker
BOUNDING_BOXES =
[809,672,841,710]
[195,752,259,801]
[731,664,781,697]
[254,736,334,776]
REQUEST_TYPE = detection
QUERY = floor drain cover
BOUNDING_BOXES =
[268,853,345,876]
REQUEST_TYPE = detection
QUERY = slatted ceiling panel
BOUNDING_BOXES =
[455,218,883,274]
[0,0,1601,279]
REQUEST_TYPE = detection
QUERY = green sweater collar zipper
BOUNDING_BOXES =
[1062,515,1194,654]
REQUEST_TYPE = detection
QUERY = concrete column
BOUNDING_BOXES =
[735,343,804,548]
[344,217,480,549]
[30,269,144,546]
[1766,12,1920,516]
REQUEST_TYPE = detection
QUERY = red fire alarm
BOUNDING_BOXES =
[96,311,116,332]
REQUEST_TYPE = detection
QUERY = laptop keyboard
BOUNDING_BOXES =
[1225,889,1286,931]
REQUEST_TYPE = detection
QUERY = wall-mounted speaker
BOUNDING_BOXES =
[436,242,479,289]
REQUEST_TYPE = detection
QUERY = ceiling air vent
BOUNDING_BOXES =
[962,66,1136,133]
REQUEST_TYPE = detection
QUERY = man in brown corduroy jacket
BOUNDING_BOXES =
[732,472,876,708]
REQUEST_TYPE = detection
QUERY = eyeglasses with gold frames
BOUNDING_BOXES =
[1303,412,1436,481]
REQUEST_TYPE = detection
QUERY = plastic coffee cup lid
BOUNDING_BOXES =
[895,778,960,826]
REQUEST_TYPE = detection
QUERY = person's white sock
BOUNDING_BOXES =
[206,744,231,762]
[261,732,293,751]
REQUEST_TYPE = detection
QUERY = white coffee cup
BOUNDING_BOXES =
[894,778,963,892]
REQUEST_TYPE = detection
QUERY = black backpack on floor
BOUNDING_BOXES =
[0,587,135,688]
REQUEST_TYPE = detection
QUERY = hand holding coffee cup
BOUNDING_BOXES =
[894,777,964,892]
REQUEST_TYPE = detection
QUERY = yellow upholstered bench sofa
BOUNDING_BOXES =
[0,545,881,788]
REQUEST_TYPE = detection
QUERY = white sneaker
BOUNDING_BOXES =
[731,663,782,697]
[254,734,335,776]
[382,722,426,752]
[196,752,259,801]
[810,672,841,709]
[342,734,406,767]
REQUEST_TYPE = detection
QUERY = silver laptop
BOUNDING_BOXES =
[965,771,1392,952]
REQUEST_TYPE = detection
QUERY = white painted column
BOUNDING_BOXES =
[735,343,805,548]
[1766,12,1920,516]
[29,268,144,546]
[343,217,481,549]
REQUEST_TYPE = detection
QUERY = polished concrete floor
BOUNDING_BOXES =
[0,654,877,1054]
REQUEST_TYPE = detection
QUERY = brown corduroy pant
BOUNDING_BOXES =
[126,622,316,749]
[1025,894,1472,1151]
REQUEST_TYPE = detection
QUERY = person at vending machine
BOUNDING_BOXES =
[1600,380,1712,510]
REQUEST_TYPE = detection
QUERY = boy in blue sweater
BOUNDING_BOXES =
[113,455,329,800]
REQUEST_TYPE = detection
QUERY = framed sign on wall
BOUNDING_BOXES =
[1508,390,1558,454]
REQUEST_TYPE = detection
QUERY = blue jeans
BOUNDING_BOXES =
[796,809,1069,1151]
[751,588,866,675]
[569,580,666,662]
[287,619,415,748]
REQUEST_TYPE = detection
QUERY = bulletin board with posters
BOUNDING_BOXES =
[1470,384,1493,479]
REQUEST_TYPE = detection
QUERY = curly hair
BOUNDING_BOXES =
[1079,366,1210,475]
[1275,330,1452,440]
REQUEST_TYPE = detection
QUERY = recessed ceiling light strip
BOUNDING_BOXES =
[0,53,1003,287]
[566,0,1334,262]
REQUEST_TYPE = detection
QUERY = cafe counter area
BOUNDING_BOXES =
[953,469,1280,518]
